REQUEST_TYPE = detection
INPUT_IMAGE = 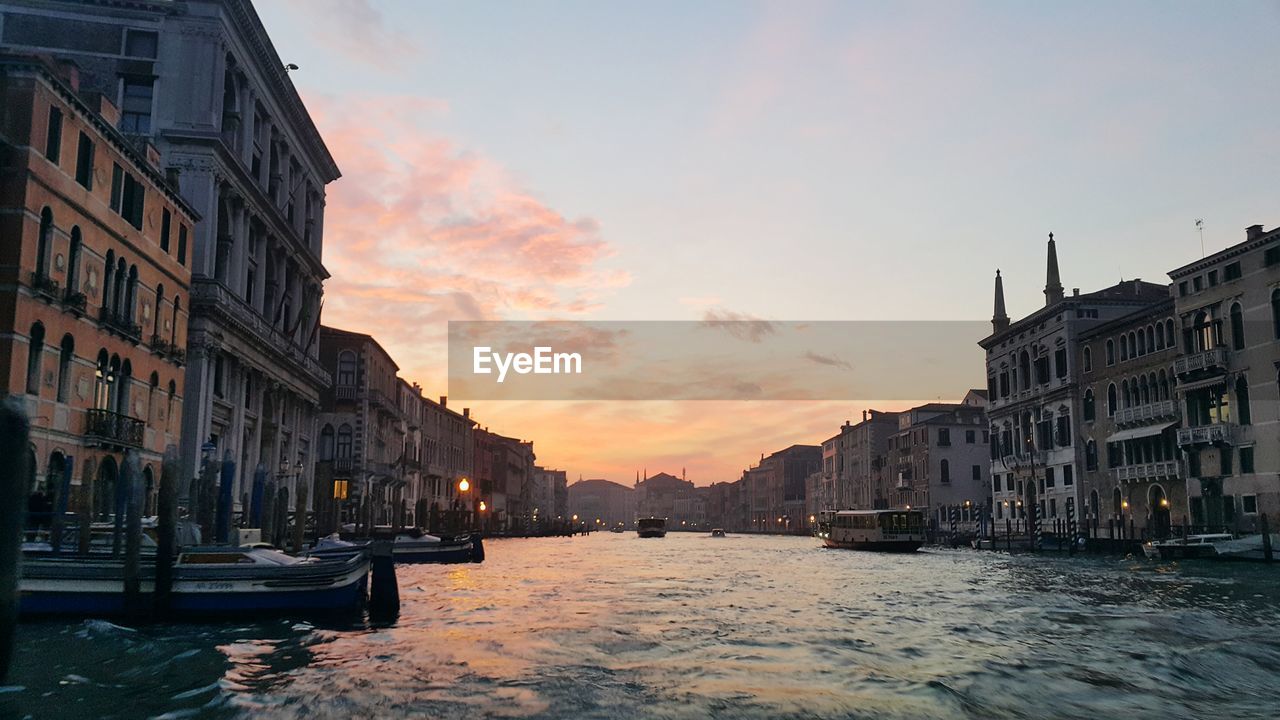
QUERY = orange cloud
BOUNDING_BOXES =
[307,93,630,386]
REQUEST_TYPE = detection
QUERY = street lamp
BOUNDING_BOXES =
[479,501,487,512]
[458,477,470,493]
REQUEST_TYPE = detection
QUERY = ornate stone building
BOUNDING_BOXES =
[0,54,194,517]
[2,0,341,517]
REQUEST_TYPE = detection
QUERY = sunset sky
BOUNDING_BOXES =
[256,0,1280,484]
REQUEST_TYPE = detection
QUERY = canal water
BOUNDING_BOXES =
[5,533,1280,719]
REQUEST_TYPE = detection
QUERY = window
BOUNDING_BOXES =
[1230,303,1245,350]
[1063,465,1073,486]
[1193,276,1203,292]
[124,30,158,58]
[319,425,335,461]
[1107,384,1117,416]
[120,173,145,229]
[1224,262,1242,281]
[1243,494,1258,514]
[45,106,62,163]
[940,459,950,483]
[337,351,357,386]
[26,322,45,395]
[1035,355,1050,385]
[1266,246,1280,267]
[1049,498,1057,518]
[1208,270,1218,287]
[1221,448,1233,476]
[336,424,353,459]
[120,77,154,134]
[177,225,188,265]
[937,428,950,446]
[1236,376,1251,426]
[992,475,1001,494]
[1272,290,1280,340]
[1105,339,1115,365]
[110,163,124,211]
[1241,446,1255,474]
[1086,441,1098,471]
[1083,347,1092,373]
[1178,281,1188,297]
[57,334,74,402]
[1044,466,1055,488]
[75,133,94,189]
[972,464,981,481]
[160,209,171,252]
[965,429,975,444]
[1083,389,1095,422]
[35,207,53,280]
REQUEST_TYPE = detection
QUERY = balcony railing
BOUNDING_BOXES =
[333,457,353,474]
[189,279,328,386]
[1177,423,1234,447]
[31,272,60,300]
[61,289,87,314]
[1115,399,1180,426]
[1113,459,1181,483]
[334,385,358,401]
[1174,347,1229,377]
[84,409,144,448]
[99,307,142,342]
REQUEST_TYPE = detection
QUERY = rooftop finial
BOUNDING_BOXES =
[992,268,1010,333]
[1044,232,1064,306]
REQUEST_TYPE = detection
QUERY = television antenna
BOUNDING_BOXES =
[1196,219,1205,257]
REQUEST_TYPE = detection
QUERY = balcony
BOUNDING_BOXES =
[31,272,60,301]
[334,385,358,401]
[1115,399,1180,427]
[84,409,144,448]
[99,307,142,343]
[61,289,87,315]
[1174,347,1229,378]
[1177,423,1234,447]
[333,457,353,475]
[1113,459,1181,483]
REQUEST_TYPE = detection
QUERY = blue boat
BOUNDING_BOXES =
[19,546,370,618]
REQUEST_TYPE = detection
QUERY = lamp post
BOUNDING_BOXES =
[457,476,471,531]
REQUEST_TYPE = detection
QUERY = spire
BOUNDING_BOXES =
[992,269,1010,333]
[1044,231,1064,305]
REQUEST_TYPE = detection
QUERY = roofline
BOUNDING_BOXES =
[1078,296,1175,340]
[1168,226,1280,279]
[978,289,1169,349]
[319,324,399,371]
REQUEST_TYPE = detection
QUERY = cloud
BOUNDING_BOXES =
[700,307,776,343]
[307,93,630,386]
[802,350,851,370]
[274,0,426,70]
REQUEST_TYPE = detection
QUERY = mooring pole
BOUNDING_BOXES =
[1262,514,1273,563]
[293,472,309,554]
[0,399,31,682]
[155,446,179,615]
[368,541,400,620]
[50,455,73,554]
[122,451,144,615]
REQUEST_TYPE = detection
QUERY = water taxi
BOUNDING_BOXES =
[816,509,925,552]
[637,517,666,538]
[710,528,726,538]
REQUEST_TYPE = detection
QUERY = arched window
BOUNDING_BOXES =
[1019,351,1030,391]
[171,295,181,345]
[1140,375,1150,405]
[1083,388,1095,421]
[1236,376,1252,426]
[1120,379,1129,409]
[57,334,74,402]
[319,424,335,461]
[1107,383,1117,416]
[336,424,353,459]
[1158,369,1169,401]
[67,226,82,295]
[167,379,177,428]
[1137,328,1146,356]
[94,350,111,410]
[116,359,132,418]
[337,350,357,387]
[113,257,126,316]
[1147,325,1156,353]
[26,322,45,395]
[1083,347,1092,373]
[1192,311,1214,352]
[1165,319,1176,348]
[102,250,115,312]
[940,459,950,483]
[1128,332,1137,357]
[1086,440,1098,471]
[1273,290,1280,340]
[36,207,53,279]
[1120,335,1128,361]
[148,371,160,423]
[1106,339,1115,365]
[1113,487,1123,517]
[154,283,164,339]
[125,265,139,323]
[1155,323,1165,350]
[1230,302,1245,350]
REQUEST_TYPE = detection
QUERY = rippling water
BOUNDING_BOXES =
[5,534,1280,719]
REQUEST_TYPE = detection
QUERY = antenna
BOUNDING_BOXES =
[1196,219,1205,258]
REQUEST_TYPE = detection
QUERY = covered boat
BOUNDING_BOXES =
[637,518,666,538]
[312,530,484,564]
[817,509,925,552]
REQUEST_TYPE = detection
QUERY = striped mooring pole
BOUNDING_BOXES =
[1066,497,1077,555]
[1033,502,1043,551]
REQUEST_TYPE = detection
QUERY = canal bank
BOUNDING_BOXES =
[5,534,1280,719]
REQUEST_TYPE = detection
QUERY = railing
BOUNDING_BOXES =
[83,409,144,447]
[1113,459,1181,482]
[1177,423,1234,447]
[98,307,142,342]
[335,385,358,401]
[1115,399,1180,426]
[61,289,87,314]
[333,457,353,474]
[189,278,329,385]
[150,334,170,357]
[31,271,60,300]
[1174,347,1229,376]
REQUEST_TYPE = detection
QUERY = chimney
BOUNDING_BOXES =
[463,408,470,419]
[54,59,79,92]
[1247,224,1265,241]
[439,395,447,408]
[1132,279,1141,294]
[862,409,868,421]
[96,93,120,127]
[1072,288,1080,296]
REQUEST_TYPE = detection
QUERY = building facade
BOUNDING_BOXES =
[1169,224,1280,531]
[1,54,194,518]
[567,478,634,529]
[983,235,1170,536]
[887,394,990,532]
[1077,298,1183,539]
[2,0,341,518]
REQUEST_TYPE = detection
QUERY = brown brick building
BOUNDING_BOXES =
[0,55,195,517]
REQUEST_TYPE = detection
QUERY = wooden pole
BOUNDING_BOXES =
[155,446,179,614]
[1262,513,1273,563]
[122,451,144,615]
[0,399,31,682]
[293,471,309,554]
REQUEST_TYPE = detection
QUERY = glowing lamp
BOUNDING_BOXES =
[479,501,487,512]
[458,478,471,493]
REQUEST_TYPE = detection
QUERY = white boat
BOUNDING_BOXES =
[817,509,925,553]
[1152,533,1234,560]
[311,531,484,564]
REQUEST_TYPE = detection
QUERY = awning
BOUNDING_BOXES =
[1177,376,1228,394]
[1107,421,1178,443]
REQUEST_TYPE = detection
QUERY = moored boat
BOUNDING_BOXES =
[817,509,925,553]
[311,530,484,564]
[637,517,666,538]
[710,528,726,537]
[1153,533,1233,560]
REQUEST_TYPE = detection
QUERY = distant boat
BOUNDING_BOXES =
[710,528,726,538]
[609,525,625,533]
[19,546,370,617]
[816,509,925,552]
[637,518,666,538]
